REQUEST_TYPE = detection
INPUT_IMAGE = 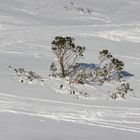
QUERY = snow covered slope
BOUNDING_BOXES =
[0,0,140,139]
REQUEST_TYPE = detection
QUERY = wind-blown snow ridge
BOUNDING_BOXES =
[81,28,140,43]
[0,92,140,133]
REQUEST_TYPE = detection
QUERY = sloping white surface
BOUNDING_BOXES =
[0,0,140,139]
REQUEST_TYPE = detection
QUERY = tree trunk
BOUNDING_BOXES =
[60,58,65,77]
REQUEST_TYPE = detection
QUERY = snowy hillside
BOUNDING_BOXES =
[0,0,140,139]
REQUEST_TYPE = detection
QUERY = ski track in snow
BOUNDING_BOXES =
[0,92,140,133]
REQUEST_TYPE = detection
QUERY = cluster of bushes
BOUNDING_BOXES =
[50,36,133,99]
[9,66,43,84]
[64,2,94,15]
[76,7,94,15]
[8,36,133,100]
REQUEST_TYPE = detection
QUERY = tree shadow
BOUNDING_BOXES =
[77,63,97,70]
[77,63,134,78]
[121,71,134,77]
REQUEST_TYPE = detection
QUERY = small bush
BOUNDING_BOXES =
[49,62,57,77]
[69,69,92,84]
[111,83,133,99]
[93,49,124,84]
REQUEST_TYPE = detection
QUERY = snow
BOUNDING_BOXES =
[0,0,140,139]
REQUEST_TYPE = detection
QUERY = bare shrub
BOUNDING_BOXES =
[93,49,124,84]
[111,83,133,99]
[49,62,57,77]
